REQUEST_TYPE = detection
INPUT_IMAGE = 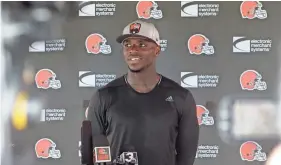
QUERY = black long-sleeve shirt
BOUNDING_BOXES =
[87,74,199,165]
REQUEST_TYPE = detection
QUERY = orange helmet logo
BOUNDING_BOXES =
[196,105,214,125]
[240,70,267,91]
[136,1,163,19]
[188,34,214,55]
[85,33,111,55]
[35,138,61,159]
[98,148,106,154]
[95,147,111,162]
[240,141,267,161]
[240,1,267,19]
[35,69,61,89]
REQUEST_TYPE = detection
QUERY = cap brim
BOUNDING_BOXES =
[116,34,156,45]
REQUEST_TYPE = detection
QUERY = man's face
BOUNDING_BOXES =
[122,37,160,73]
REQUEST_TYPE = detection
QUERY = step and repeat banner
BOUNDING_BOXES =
[12,1,281,165]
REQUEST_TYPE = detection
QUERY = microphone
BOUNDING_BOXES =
[113,145,138,165]
[81,120,94,165]
[93,135,112,165]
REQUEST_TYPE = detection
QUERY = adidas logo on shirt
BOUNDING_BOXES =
[165,96,174,102]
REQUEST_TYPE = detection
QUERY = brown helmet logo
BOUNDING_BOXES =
[130,23,141,34]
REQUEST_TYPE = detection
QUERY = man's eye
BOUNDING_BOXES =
[124,43,131,47]
[123,43,147,48]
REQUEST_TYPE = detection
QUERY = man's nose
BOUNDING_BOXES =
[129,45,140,53]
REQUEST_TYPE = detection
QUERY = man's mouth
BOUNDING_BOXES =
[128,57,142,61]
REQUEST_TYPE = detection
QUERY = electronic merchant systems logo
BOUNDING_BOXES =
[79,71,116,87]
[181,1,219,17]
[40,109,66,122]
[181,72,219,88]
[29,39,66,52]
[78,1,116,16]
[160,39,168,51]
[195,144,219,159]
[233,36,272,53]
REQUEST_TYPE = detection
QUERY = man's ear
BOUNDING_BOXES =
[155,46,161,56]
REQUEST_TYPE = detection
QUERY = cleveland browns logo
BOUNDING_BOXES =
[130,23,141,34]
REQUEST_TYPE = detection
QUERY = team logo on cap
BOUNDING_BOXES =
[130,23,141,34]
[85,33,112,55]
[136,1,163,19]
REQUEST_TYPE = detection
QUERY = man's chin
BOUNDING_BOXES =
[128,66,143,73]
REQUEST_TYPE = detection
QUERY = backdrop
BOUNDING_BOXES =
[9,1,281,165]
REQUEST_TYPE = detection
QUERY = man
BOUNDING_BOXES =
[87,19,199,165]
[266,143,281,165]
